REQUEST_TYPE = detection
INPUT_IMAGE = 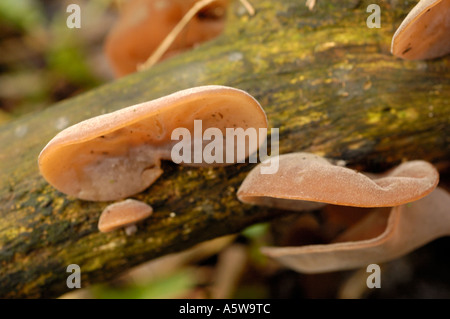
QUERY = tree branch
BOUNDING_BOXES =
[0,0,449,298]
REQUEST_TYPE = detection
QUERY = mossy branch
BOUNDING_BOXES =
[0,0,449,298]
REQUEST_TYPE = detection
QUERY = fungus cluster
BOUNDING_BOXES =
[39,85,267,232]
[237,152,443,273]
[36,1,448,282]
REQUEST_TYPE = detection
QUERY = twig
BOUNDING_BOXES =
[138,0,255,71]
[239,0,255,16]
[306,0,316,11]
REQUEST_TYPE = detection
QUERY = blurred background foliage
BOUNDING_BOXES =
[62,223,275,299]
[0,0,114,123]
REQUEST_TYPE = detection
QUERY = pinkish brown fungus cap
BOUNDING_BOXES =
[391,0,450,60]
[39,86,267,201]
[237,152,439,209]
[98,199,153,233]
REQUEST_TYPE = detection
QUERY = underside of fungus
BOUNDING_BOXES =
[237,152,439,208]
[391,0,450,60]
[261,187,450,273]
[39,85,267,201]
[236,152,442,273]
